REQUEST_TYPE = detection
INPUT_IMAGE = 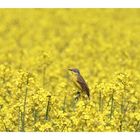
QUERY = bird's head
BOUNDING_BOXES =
[68,68,80,75]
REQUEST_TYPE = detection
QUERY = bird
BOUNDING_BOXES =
[68,68,90,99]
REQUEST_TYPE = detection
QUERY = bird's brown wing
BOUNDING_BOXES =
[77,75,90,98]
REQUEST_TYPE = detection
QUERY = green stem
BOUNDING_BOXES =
[62,95,67,112]
[136,121,140,132]
[3,121,9,132]
[33,106,37,131]
[121,92,125,115]
[20,112,23,131]
[21,74,29,132]
[99,92,103,112]
[110,93,114,119]
[120,91,126,131]
[18,107,21,131]
[119,118,123,131]
[46,96,51,120]
[72,91,80,111]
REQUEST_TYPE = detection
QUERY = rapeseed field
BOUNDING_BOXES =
[0,9,140,132]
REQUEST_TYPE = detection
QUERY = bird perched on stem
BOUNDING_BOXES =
[68,68,90,99]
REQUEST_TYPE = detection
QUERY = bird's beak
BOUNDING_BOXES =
[68,68,73,71]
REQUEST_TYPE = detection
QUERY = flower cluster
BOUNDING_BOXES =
[0,9,140,131]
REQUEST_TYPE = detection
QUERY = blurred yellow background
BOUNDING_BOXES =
[0,9,140,131]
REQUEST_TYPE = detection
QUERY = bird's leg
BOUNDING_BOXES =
[72,91,81,112]
[75,91,81,101]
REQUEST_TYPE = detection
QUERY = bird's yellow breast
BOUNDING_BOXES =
[70,72,77,81]
[69,72,82,90]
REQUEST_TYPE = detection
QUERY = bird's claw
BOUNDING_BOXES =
[75,91,81,100]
